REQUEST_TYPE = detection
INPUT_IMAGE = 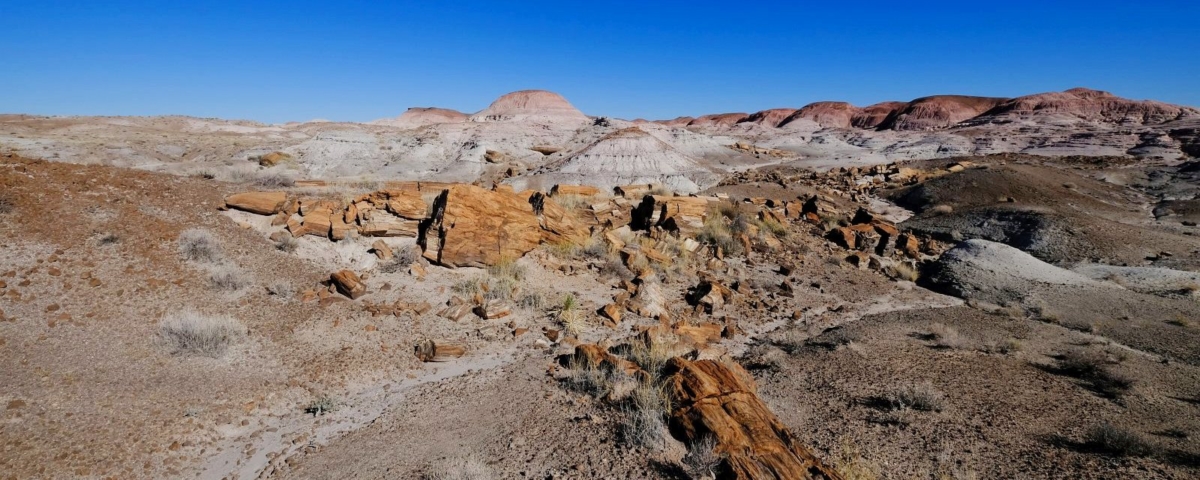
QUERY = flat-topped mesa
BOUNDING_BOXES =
[468,90,589,123]
[370,107,468,128]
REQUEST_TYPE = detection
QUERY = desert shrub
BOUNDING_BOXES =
[1083,423,1151,457]
[564,357,614,398]
[620,381,671,450]
[681,435,722,480]
[423,455,494,480]
[178,228,223,263]
[757,217,788,238]
[516,291,548,310]
[378,245,422,274]
[254,170,295,188]
[580,236,611,260]
[559,293,584,336]
[97,232,121,246]
[266,282,294,298]
[834,441,880,480]
[928,323,969,349]
[886,383,946,412]
[1056,348,1134,398]
[209,265,251,291]
[274,235,299,252]
[553,193,591,210]
[452,276,485,296]
[697,216,739,255]
[891,262,919,282]
[304,396,337,416]
[159,310,243,357]
[599,257,635,281]
[628,334,677,379]
[486,258,526,280]
[484,276,516,301]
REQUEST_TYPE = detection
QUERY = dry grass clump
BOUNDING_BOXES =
[1056,348,1135,399]
[558,293,584,336]
[833,440,881,480]
[159,310,244,357]
[698,216,740,255]
[564,357,614,398]
[516,290,548,310]
[1083,422,1151,457]
[178,228,223,263]
[254,170,295,188]
[304,395,337,416]
[553,193,591,210]
[929,204,954,215]
[209,265,251,292]
[423,455,494,480]
[486,257,526,281]
[266,282,294,298]
[891,262,919,282]
[757,217,788,238]
[620,380,671,450]
[274,235,299,252]
[928,323,970,349]
[886,382,946,412]
[680,435,722,480]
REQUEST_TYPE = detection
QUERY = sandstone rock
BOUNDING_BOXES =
[360,210,420,237]
[384,191,428,219]
[330,270,366,299]
[225,191,287,215]
[527,192,590,245]
[550,184,600,197]
[896,232,921,258]
[438,303,473,322]
[474,300,513,320]
[414,339,466,362]
[419,184,543,268]
[665,358,841,480]
[599,303,622,326]
[571,344,641,376]
[257,151,291,167]
[614,183,663,199]
[371,240,393,261]
[409,262,427,279]
[632,195,710,235]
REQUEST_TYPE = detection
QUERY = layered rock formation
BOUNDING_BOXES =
[468,90,589,123]
[370,107,468,129]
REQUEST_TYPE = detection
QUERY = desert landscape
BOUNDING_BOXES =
[2,82,1199,480]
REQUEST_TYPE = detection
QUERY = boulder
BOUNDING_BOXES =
[599,303,622,326]
[385,191,428,219]
[419,184,544,267]
[665,358,842,480]
[528,192,590,245]
[632,195,711,235]
[474,300,513,320]
[257,151,291,167]
[331,270,366,299]
[225,192,287,215]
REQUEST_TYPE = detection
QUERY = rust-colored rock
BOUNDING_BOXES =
[474,300,513,320]
[527,192,590,245]
[419,184,543,267]
[414,339,465,362]
[360,210,420,237]
[665,358,842,480]
[257,151,291,167]
[371,240,394,261]
[599,303,622,326]
[224,191,287,215]
[330,270,366,299]
[551,184,600,197]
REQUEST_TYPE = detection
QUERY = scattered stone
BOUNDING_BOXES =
[414,339,466,362]
[225,192,287,215]
[330,270,366,299]
[371,240,394,261]
[474,300,513,320]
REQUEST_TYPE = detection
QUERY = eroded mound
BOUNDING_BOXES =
[469,89,588,123]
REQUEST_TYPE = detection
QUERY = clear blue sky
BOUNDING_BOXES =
[3,1,1198,123]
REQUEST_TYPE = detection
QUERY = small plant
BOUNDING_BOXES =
[757,217,788,238]
[159,310,244,357]
[275,235,299,253]
[628,334,677,379]
[486,258,525,280]
[619,393,669,450]
[452,276,485,296]
[928,323,969,349]
[305,396,337,416]
[209,265,251,292]
[178,228,223,263]
[681,435,722,480]
[553,193,591,210]
[930,204,954,215]
[1056,348,1135,399]
[266,282,294,298]
[1167,316,1192,328]
[423,455,494,480]
[516,291,547,310]
[564,357,614,398]
[891,262,919,282]
[254,171,295,188]
[559,293,584,336]
[1083,422,1150,457]
[833,440,880,480]
[886,382,946,412]
[97,232,121,246]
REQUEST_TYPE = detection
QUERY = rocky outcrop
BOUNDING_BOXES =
[780,102,860,129]
[978,87,1198,125]
[631,195,713,236]
[666,358,841,480]
[419,184,544,267]
[851,101,907,129]
[371,107,468,128]
[468,90,588,123]
[689,113,750,127]
[877,95,1009,131]
[738,109,798,128]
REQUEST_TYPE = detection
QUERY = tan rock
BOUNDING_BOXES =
[385,191,428,219]
[665,358,842,480]
[257,151,291,167]
[330,270,366,299]
[550,184,600,197]
[599,303,622,326]
[225,192,287,215]
[419,184,543,267]
[414,339,465,362]
[474,300,513,320]
[360,210,420,237]
[371,240,394,261]
[528,192,590,245]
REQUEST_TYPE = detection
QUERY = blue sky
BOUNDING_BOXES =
[2,1,1198,123]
